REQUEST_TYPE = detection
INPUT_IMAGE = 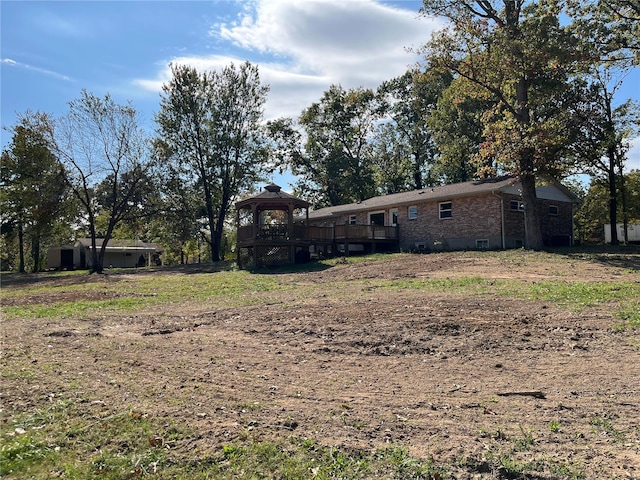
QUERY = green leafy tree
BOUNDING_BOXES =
[622,170,640,222]
[368,122,415,194]
[566,0,640,65]
[48,91,153,273]
[574,179,609,243]
[288,85,383,207]
[150,141,203,265]
[574,171,640,243]
[1,112,69,272]
[378,69,452,189]
[94,166,162,243]
[564,0,640,244]
[420,0,581,249]
[565,74,639,244]
[156,62,269,262]
[428,77,492,183]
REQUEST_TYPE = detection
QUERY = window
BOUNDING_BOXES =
[369,212,384,226]
[390,209,398,226]
[349,215,357,225]
[510,200,524,212]
[549,205,559,216]
[439,201,452,219]
[408,205,418,220]
[476,239,489,249]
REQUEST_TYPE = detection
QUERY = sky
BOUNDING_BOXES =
[2,0,639,188]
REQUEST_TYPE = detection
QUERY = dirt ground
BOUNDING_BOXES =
[2,251,639,478]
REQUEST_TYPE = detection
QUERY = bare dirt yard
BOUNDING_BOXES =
[1,249,639,479]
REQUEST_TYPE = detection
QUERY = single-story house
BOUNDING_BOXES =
[306,176,580,252]
[47,238,161,270]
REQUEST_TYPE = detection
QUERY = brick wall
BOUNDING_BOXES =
[308,191,575,250]
[397,193,503,250]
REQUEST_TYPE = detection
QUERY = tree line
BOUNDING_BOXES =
[1,0,639,273]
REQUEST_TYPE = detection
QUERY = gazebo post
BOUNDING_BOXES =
[288,202,295,264]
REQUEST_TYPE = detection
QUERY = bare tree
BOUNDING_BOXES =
[48,90,153,273]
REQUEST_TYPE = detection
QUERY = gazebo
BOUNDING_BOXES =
[235,184,312,268]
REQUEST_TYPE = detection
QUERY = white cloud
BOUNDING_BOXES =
[1,57,72,81]
[216,0,440,85]
[133,0,441,120]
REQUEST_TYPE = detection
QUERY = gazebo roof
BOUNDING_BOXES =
[236,184,310,210]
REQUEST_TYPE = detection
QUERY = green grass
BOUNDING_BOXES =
[499,280,639,310]
[376,275,639,321]
[1,400,448,480]
[3,252,638,329]
[1,270,290,319]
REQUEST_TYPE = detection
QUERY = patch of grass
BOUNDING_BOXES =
[497,279,640,311]
[549,461,587,479]
[549,420,561,433]
[0,433,58,477]
[0,401,184,479]
[590,416,625,442]
[614,299,640,330]
[1,403,449,480]
[1,270,291,319]
[2,297,144,319]
[385,276,491,294]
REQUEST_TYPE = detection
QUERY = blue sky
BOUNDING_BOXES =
[2,0,639,185]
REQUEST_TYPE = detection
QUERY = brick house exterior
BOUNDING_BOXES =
[306,176,579,252]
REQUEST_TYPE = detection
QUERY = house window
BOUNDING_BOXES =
[510,200,524,212]
[390,209,398,226]
[349,215,357,225]
[549,205,559,216]
[408,206,418,220]
[439,201,452,219]
[476,239,489,249]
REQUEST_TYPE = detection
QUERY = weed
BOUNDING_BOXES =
[514,425,536,451]
[590,416,624,441]
[550,461,587,479]
[549,420,561,432]
[499,454,527,475]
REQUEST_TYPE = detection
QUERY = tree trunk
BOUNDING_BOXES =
[618,165,628,244]
[520,173,544,250]
[89,222,102,273]
[212,207,227,263]
[17,220,25,273]
[607,146,618,245]
[206,210,218,262]
[514,71,543,251]
[31,235,40,273]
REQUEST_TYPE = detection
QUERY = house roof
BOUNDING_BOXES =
[308,176,578,220]
[76,238,159,251]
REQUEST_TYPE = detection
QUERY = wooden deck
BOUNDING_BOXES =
[237,223,398,246]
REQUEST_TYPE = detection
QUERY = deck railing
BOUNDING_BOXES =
[334,224,397,241]
[237,223,398,244]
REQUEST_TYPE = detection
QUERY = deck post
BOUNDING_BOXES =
[344,220,349,257]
